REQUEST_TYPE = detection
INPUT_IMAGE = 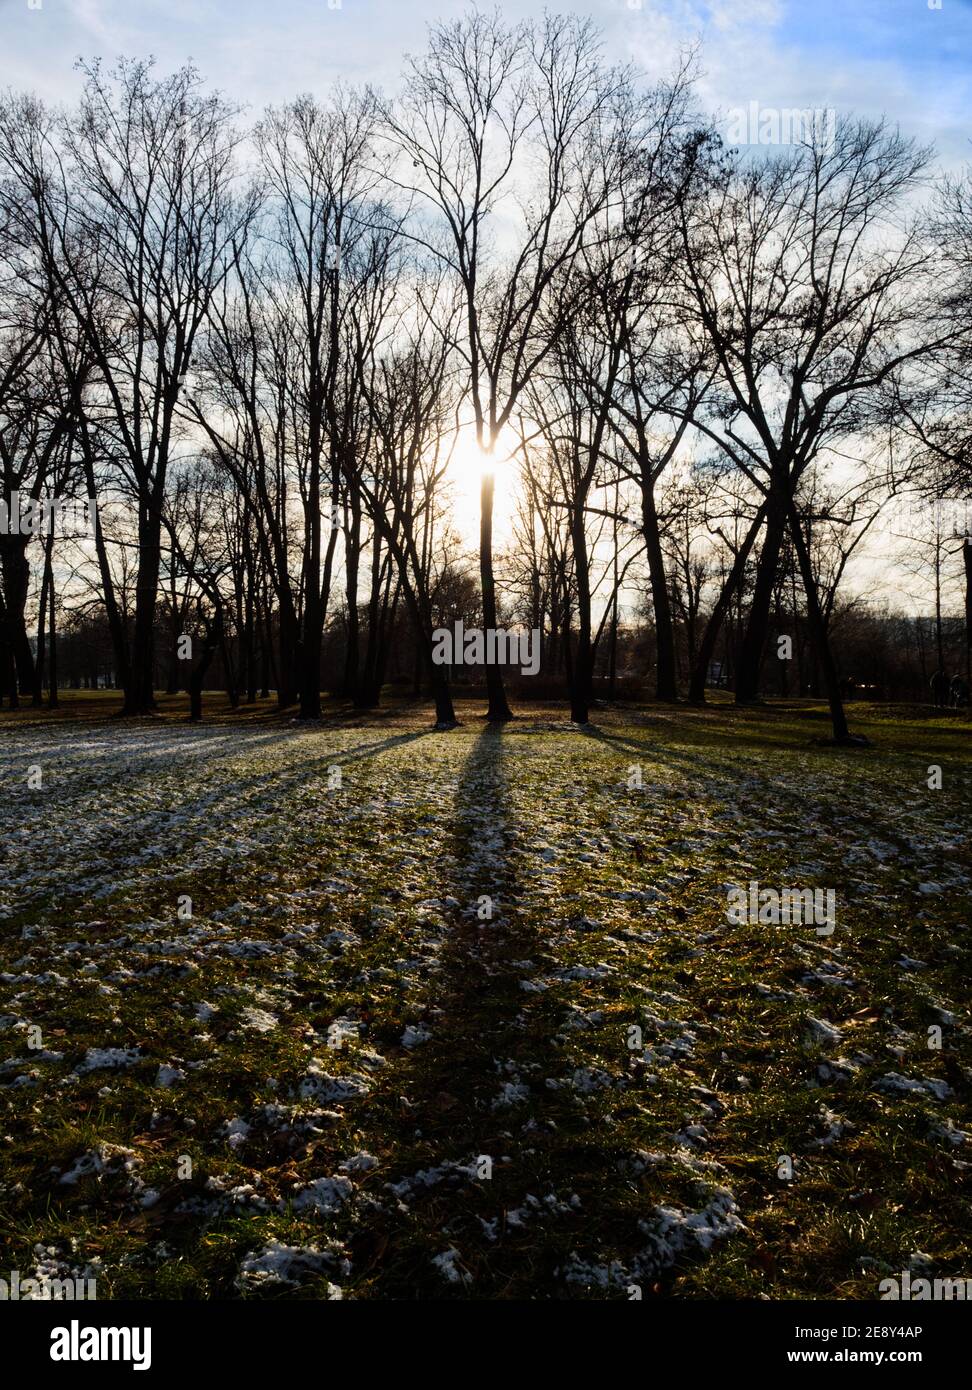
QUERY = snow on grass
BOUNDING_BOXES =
[0,706,969,1298]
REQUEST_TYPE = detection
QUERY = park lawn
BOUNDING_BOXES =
[0,699,969,1299]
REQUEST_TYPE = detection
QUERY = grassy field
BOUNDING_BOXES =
[0,695,969,1299]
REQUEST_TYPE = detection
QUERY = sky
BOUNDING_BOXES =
[1,0,969,614]
[0,0,969,168]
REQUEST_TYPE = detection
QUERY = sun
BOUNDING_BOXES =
[444,423,521,546]
[449,428,494,479]
[448,422,520,479]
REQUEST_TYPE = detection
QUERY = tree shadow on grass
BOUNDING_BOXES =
[350,724,582,1296]
[190,726,440,808]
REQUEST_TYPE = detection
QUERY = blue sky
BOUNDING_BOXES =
[0,0,969,167]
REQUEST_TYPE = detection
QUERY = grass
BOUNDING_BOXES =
[0,695,969,1299]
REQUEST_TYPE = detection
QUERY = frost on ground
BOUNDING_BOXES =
[0,705,969,1298]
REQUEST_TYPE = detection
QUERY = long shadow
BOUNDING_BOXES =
[0,723,400,831]
[580,723,755,798]
[0,728,440,934]
[207,727,439,810]
[352,725,573,1296]
[353,721,775,1295]
[128,727,439,841]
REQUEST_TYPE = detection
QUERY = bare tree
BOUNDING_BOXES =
[385,9,636,721]
[675,116,939,741]
[0,64,250,713]
[255,87,388,718]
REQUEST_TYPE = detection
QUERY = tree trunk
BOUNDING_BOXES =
[48,564,59,708]
[189,607,223,722]
[125,498,163,714]
[36,531,54,705]
[276,599,299,708]
[166,563,180,694]
[0,538,38,703]
[343,500,361,702]
[786,501,850,743]
[640,485,677,701]
[298,462,324,718]
[480,470,512,721]
[83,463,130,700]
[299,599,323,718]
[244,567,257,704]
[735,497,784,704]
[964,537,972,687]
[0,626,16,709]
[689,506,767,703]
[570,517,593,724]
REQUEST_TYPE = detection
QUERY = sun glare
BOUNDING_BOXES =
[449,423,520,479]
[445,423,521,546]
